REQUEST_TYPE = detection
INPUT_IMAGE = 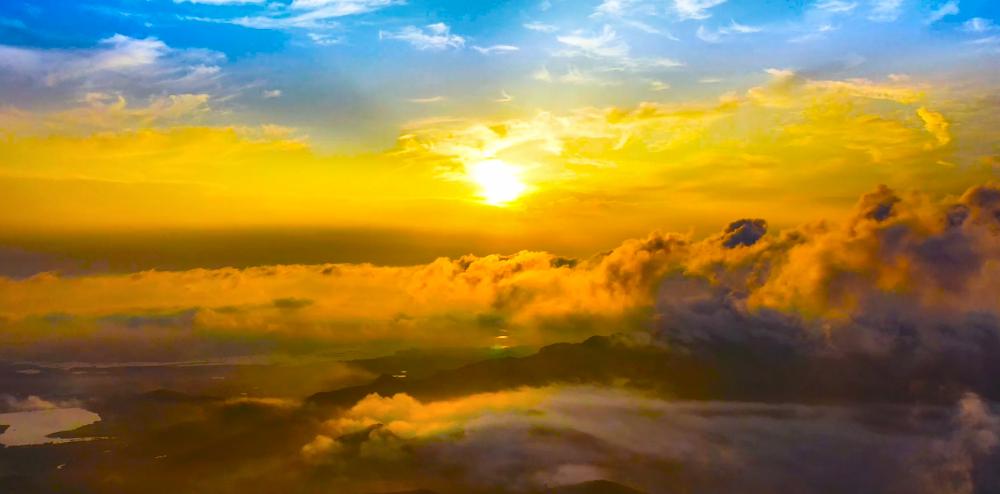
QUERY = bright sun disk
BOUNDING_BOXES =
[468,159,526,206]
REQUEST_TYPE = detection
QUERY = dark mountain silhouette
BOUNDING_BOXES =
[308,333,1000,408]
[548,480,646,494]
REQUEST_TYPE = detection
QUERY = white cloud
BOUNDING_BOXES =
[697,20,761,43]
[788,24,837,43]
[211,0,401,30]
[926,1,958,24]
[815,0,858,13]
[532,66,552,82]
[696,25,722,42]
[472,44,520,55]
[289,0,399,13]
[621,19,669,35]
[495,89,513,103]
[50,35,168,85]
[174,0,265,4]
[557,25,629,58]
[523,21,558,33]
[379,23,465,50]
[962,17,994,33]
[726,20,762,33]
[648,80,671,91]
[533,66,616,86]
[263,89,282,98]
[0,35,229,117]
[672,0,727,20]
[968,35,999,45]
[869,0,903,22]
[307,32,342,45]
[593,0,635,17]
[407,95,446,103]
[551,24,682,80]
[0,34,221,92]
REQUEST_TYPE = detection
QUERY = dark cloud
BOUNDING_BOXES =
[856,184,900,223]
[273,297,314,310]
[720,219,767,248]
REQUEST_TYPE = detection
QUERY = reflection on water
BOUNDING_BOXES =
[0,408,101,446]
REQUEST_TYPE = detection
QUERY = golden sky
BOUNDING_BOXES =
[0,0,998,359]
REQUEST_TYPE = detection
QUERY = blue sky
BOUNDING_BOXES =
[1,0,997,149]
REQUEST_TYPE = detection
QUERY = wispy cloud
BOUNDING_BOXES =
[962,17,994,33]
[926,1,959,24]
[0,34,222,93]
[472,44,519,55]
[553,25,682,77]
[869,0,903,22]
[648,79,671,91]
[697,20,762,43]
[788,23,836,43]
[307,32,342,45]
[174,0,265,4]
[197,0,402,30]
[696,25,721,42]
[495,89,513,103]
[557,25,629,58]
[380,23,465,50]
[672,0,727,20]
[815,0,858,13]
[593,0,636,17]
[407,95,446,103]
[523,21,558,33]
[533,66,616,86]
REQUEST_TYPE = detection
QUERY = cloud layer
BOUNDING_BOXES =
[1,180,999,368]
[298,386,1000,493]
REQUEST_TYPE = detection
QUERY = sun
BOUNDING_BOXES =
[468,159,527,206]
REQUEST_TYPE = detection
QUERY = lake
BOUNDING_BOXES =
[0,408,101,446]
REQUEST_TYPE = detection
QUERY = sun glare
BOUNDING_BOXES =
[468,159,526,206]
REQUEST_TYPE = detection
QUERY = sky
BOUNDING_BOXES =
[0,0,997,263]
[0,0,998,356]
[4,4,1000,492]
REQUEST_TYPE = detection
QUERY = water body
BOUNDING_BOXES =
[0,408,101,446]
